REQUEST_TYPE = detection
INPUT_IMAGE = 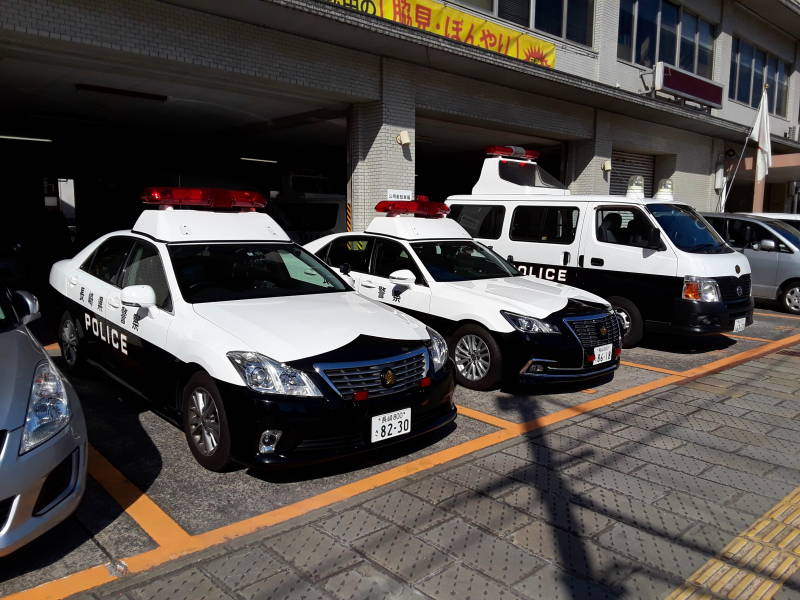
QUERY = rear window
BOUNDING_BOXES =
[448,205,505,239]
[510,206,579,244]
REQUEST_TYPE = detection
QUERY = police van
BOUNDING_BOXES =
[446,146,753,347]
[305,199,621,391]
[49,188,455,471]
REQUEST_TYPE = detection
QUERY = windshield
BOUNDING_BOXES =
[410,240,519,282]
[647,204,732,254]
[168,243,349,303]
[770,221,800,249]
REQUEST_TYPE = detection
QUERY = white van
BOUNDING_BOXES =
[446,146,754,347]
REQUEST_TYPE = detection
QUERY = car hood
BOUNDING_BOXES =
[192,291,429,362]
[444,276,611,318]
[0,327,47,430]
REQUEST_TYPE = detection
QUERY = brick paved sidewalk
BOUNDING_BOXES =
[72,347,800,600]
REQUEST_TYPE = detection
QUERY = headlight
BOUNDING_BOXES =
[21,361,71,454]
[682,276,721,302]
[501,311,561,334]
[426,327,448,372]
[227,352,321,397]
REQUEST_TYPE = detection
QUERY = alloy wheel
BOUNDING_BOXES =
[786,286,800,313]
[614,308,632,334]
[187,387,222,456]
[454,334,491,381]
[60,319,79,366]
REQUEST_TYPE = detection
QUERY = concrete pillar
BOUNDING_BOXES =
[752,178,766,212]
[567,110,612,195]
[347,59,416,231]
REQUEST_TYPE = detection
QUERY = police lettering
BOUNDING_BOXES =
[84,313,128,355]
[517,263,568,282]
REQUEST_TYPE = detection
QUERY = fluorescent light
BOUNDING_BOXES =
[240,157,278,164]
[0,135,52,142]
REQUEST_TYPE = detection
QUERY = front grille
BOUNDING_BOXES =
[317,349,428,398]
[718,274,752,302]
[295,432,364,453]
[564,313,620,349]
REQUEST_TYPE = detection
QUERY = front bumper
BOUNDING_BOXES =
[648,297,754,335]
[0,384,88,557]
[219,360,456,468]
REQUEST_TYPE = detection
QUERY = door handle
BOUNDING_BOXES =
[578,255,584,267]
[69,275,78,286]
[108,296,120,308]
[590,257,604,266]
[361,280,377,289]
[562,252,570,266]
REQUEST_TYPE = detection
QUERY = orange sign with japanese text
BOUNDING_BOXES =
[328,0,556,68]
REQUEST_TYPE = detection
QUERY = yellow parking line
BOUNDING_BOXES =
[726,333,772,343]
[9,332,800,600]
[755,312,800,321]
[456,405,517,429]
[620,360,685,376]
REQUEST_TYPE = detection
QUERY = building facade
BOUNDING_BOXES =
[0,0,799,231]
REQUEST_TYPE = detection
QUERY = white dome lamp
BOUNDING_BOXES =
[654,178,675,201]
[626,175,645,199]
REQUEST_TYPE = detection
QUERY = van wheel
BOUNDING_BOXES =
[780,281,800,314]
[58,311,85,373]
[451,324,502,390]
[182,372,233,472]
[609,296,643,348]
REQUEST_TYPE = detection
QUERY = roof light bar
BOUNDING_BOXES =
[485,145,540,160]
[141,187,267,209]
[374,196,449,218]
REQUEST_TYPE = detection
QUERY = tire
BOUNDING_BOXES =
[608,296,643,349]
[181,372,233,472]
[450,324,503,390]
[780,281,800,315]
[58,311,85,373]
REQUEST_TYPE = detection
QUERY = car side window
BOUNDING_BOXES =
[704,217,727,239]
[448,205,505,239]
[371,239,424,283]
[121,241,173,312]
[727,219,749,248]
[596,207,655,248]
[326,237,374,273]
[82,237,134,286]
[748,223,786,252]
[510,206,579,244]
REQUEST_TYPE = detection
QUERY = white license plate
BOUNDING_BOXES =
[593,344,613,365]
[371,408,411,443]
[733,317,746,333]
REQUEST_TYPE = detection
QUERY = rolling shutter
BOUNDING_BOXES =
[610,151,655,197]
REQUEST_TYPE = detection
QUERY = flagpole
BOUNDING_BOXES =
[720,135,749,211]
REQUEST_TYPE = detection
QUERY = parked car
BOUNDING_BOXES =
[738,212,800,231]
[445,146,753,347]
[306,199,621,391]
[0,286,87,556]
[49,187,455,472]
[702,212,800,314]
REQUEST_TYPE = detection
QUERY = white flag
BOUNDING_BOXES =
[750,88,772,183]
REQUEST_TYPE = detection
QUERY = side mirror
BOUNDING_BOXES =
[646,228,662,250]
[14,290,40,325]
[389,269,417,284]
[122,285,156,311]
[339,263,351,275]
[758,239,776,252]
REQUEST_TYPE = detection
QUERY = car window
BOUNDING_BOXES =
[82,236,134,286]
[411,241,519,282]
[647,204,730,254]
[704,216,727,238]
[326,237,374,273]
[727,219,749,248]
[448,205,505,239]
[728,220,782,251]
[121,241,173,311]
[596,207,656,248]
[510,206,579,244]
[371,239,423,283]
[769,221,800,251]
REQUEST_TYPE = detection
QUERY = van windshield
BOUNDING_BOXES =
[647,204,732,254]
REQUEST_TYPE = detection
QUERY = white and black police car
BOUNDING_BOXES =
[49,188,455,471]
[305,199,621,390]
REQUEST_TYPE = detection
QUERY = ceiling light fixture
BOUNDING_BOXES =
[0,135,52,142]
[240,157,278,164]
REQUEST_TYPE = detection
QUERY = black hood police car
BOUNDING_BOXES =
[49,188,455,471]
[306,198,621,391]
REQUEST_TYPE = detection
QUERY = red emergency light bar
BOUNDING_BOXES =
[374,196,449,218]
[485,145,540,160]
[140,187,266,209]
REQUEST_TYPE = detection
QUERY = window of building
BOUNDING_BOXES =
[617,0,715,76]
[510,206,579,244]
[728,37,791,117]
[456,0,593,46]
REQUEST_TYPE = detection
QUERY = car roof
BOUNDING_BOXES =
[446,194,679,206]
[701,212,783,225]
[131,209,291,243]
[365,216,472,240]
[738,212,800,219]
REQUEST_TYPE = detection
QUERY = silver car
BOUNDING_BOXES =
[0,287,87,556]
[703,213,800,314]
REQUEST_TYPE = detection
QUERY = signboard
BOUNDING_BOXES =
[655,62,723,109]
[327,0,556,68]
[387,189,414,200]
